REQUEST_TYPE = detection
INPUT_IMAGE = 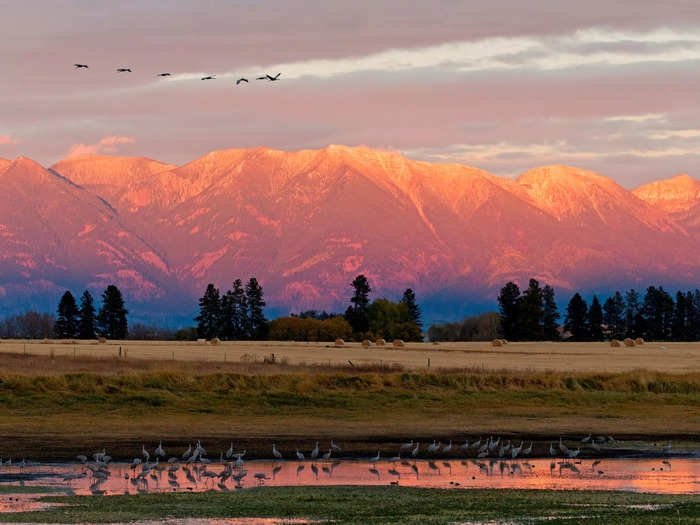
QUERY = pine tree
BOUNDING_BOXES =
[587,295,603,341]
[542,285,560,340]
[497,281,521,341]
[624,289,642,337]
[671,291,687,341]
[642,286,674,340]
[345,274,371,334]
[400,288,422,330]
[195,284,221,339]
[78,290,97,339]
[518,279,544,340]
[603,291,625,339]
[96,285,128,339]
[54,291,79,339]
[687,290,700,341]
[220,279,247,340]
[245,277,267,339]
[564,293,588,341]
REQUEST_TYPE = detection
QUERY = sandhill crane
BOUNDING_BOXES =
[389,452,401,462]
[236,78,248,85]
[322,449,332,460]
[427,441,440,454]
[155,441,165,457]
[459,439,470,451]
[523,442,533,455]
[310,441,319,459]
[74,64,88,69]
[76,455,88,463]
[663,442,672,453]
[442,441,452,455]
[370,450,381,462]
[130,457,142,469]
[254,472,269,485]
[399,440,413,452]
[225,442,234,458]
[511,442,523,458]
[581,433,592,443]
[272,443,282,460]
[167,457,177,463]
[201,75,216,80]
[472,437,482,449]
[567,448,580,458]
[116,68,132,73]
[157,73,171,77]
[549,442,556,456]
[330,440,341,453]
[296,449,305,460]
[558,438,569,455]
[142,445,150,462]
[591,441,601,452]
[411,442,420,457]
[257,73,281,81]
[182,444,192,459]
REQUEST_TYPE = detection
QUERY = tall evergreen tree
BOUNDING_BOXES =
[245,277,267,339]
[400,288,422,330]
[603,291,625,338]
[78,290,97,339]
[624,289,644,337]
[194,284,221,339]
[96,285,128,339]
[518,279,544,340]
[345,274,371,334]
[587,295,603,341]
[687,290,700,341]
[564,293,588,341]
[542,285,560,340]
[54,291,79,339]
[671,291,687,341]
[642,286,674,340]
[497,281,521,341]
[220,279,247,340]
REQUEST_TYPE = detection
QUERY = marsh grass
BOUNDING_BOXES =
[0,487,697,524]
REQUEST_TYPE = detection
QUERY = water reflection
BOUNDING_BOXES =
[0,458,697,501]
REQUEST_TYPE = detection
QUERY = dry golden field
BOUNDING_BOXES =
[0,338,697,373]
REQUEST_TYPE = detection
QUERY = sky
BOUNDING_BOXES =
[1,0,700,187]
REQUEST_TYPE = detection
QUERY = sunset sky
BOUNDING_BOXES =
[2,1,700,187]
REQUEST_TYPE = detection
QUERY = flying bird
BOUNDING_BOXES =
[201,75,216,80]
[74,64,89,69]
[236,78,248,85]
[116,68,132,73]
[157,73,171,77]
[257,73,281,81]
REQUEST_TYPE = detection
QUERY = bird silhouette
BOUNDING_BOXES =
[236,78,248,85]
[201,75,216,80]
[157,73,171,77]
[116,68,132,73]
[73,64,88,69]
[257,73,281,81]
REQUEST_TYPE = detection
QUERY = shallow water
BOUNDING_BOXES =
[0,458,697,504]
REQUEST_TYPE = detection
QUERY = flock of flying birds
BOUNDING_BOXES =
[72,63,281,85]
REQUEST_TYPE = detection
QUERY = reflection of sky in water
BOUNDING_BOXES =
[1,458,697,500]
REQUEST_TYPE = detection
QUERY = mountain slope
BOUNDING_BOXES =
[0,148,697,323]
[633,174,700,233]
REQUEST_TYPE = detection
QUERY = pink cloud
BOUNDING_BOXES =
[67,136,134,157]
[0,134,21,145]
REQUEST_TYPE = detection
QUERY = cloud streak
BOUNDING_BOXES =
[67,136,135,158]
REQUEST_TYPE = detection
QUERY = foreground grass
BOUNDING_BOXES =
[0,369,698,459]
[0,487,697,524]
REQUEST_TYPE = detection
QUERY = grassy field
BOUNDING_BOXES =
[0,487,697,524]
[0,350,698,460]
[0,339,698,373]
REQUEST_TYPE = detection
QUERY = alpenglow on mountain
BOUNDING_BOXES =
[1,145,698,325]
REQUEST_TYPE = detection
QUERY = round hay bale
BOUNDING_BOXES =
[361,339,371,348]
[376,338,386,346]
[491,339,503,347]
[98,337,107,344]
[501,339,508,344]
[623,338,635,347]
[210,337,220,345]
[432,341,440,345]
[196,338,207,345]
[634,337,645,345]
[610,339,621,347]
[334,338,345,347]
[392,339,405,347]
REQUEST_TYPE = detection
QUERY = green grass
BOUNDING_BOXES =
[0,485,63,494]
[0,487,697,524]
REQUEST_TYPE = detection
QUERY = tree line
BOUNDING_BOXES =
[53,285,128,339]
[496,279,700,341]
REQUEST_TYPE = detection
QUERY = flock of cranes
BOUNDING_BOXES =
[72,63,281,86]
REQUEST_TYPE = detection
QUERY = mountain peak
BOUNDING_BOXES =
[633,173,700,215]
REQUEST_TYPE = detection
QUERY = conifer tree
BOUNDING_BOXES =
[345,274,371,334]
[400,288,422,330]
[78,290,97,339]
[603,291,625,339]
[245,277,267,339]
[497,281,521,341]
[564,293,588,341]
[195,284,221,339]
[518,279,544,340]
[587,295,603,341]
[671,291,687,341]
[97,285,128,339]
[54,291,79,339]
[624,289,643,337]
[542,285,560,340]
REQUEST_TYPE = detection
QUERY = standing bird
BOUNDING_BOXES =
[142,445,150,462]
[155,442,165,457]
[272,443,282,460]
[116,68,132,73]
[322,449,332,460]
[370,451,381,463]
[411,442,420,457]
[310,441,319,459]
[399,440,413,452]
[73,64,89,69]
[236,78,248,85]
[296,449,305,460]
[330,440,342,453]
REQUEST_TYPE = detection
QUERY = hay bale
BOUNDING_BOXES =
[334,338,345,347]
[501,339,508,344]
[432,341,440,345]
[98,337,107,344]
[196,338,207,345]
[210,337,220,345]
[610,339,621,347]
[491,339,503,347]
[623,338,635,347]
[634,337,645,345]
[361,339,372,348]
[376,338,386,346]
[392,339,405,347]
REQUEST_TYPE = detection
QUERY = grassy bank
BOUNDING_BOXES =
[0,487,697,524]
[0,363,697,460]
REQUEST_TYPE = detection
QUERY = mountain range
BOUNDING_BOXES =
[1,146,698,325]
